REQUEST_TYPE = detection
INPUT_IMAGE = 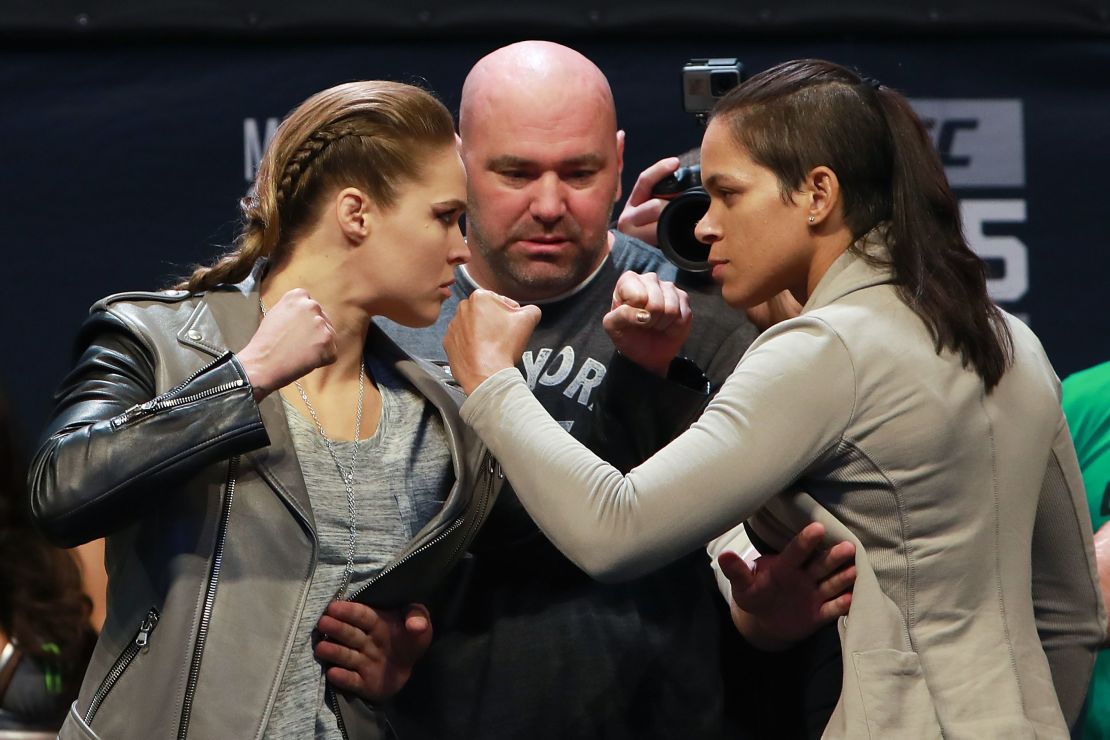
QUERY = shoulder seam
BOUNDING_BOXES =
[95,290,197,310]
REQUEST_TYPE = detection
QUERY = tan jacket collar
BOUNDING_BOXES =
[802,227,896,313]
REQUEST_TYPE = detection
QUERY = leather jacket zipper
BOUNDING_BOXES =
[345,517,466,604]
[177,455,239,740]
[345,452,500,604]
[112,379,246,429]
[110,379,245,430]
[84,607,160,724]
[331,454,499,734]
[327,686,350,740]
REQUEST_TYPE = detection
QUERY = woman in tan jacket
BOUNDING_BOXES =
[443,59,1106,738]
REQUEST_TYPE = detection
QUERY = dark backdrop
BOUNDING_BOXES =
[3,31,1108,443]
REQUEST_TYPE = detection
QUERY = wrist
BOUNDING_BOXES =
[640,358,672,378]
[616,351,674,378]
[460,358,516,395]
[235,352,273,401]
[731,604,795,652]
[460,369,499,396]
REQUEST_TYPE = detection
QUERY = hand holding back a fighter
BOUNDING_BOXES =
[445,289,542,395]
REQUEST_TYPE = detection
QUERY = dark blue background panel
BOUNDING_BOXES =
[4,2,1110,36]
[3,36,1107,443]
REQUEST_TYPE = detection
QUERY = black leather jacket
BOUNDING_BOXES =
[29,274,502,740]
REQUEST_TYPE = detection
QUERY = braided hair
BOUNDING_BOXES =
[175,81,456,292]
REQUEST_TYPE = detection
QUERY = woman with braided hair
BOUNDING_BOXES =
[29,80,500,739]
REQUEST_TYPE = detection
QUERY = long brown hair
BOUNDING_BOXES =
[0,390,95,698]
[712,59,1013,391]
[175,80,456,292]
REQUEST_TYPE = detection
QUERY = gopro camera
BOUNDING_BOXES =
[682,58,744,122]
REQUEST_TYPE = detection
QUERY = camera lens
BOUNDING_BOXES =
[657,188,710,272]
[709,70,740,98]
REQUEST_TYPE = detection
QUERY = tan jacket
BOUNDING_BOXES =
[461,239,1107,739]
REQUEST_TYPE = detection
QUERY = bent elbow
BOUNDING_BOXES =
[565,540,656,585]
[27,444,103,549]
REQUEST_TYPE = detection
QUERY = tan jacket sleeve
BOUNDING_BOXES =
[1032,415,1107,728]
[460,317,856,582]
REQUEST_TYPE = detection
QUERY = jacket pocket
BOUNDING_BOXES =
[83,607,160,726]
[849,648,942,739]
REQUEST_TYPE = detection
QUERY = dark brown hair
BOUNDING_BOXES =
[712,59,1013,390]
[176,80,456,292]
[0,390,95,700]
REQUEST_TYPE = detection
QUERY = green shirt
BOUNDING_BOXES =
[1062,360,1110,740]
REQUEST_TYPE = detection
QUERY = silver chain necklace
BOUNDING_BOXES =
[259,297,363,599]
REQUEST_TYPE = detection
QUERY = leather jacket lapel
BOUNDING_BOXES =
[199,281,316,531]
[250,396,316,531]
[365,323,480,503]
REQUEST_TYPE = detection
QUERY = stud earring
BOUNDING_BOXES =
[807,215,815,224]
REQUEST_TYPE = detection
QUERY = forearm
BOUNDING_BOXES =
[460,320,853,583]
[463,369,668,580]
[588,352,709,472]
[29,321,268,546]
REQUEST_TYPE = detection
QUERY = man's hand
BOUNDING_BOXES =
[314,601,433,701]
[444,289,542,394]
[616,157,681,246]
[603,271,692,376]
[717,522,855,650]
[1095,520,1110,644]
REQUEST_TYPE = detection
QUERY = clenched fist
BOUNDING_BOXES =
[238,288,338,400]
[603,271,691,376]
[444,289,541,395]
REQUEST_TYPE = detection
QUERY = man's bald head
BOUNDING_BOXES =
[458,41,625,302]
[460,40,617,140]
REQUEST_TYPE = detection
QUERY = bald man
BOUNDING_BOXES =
[379,42,841,740]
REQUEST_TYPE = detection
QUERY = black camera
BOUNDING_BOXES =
[653,165,710,272]
[654,58,744,273]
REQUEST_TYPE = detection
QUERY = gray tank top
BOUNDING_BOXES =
[264,356,451,739]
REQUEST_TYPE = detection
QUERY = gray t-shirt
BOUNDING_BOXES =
[376,233,760,740]
[264,356,451,739]
[380,231,756,436]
